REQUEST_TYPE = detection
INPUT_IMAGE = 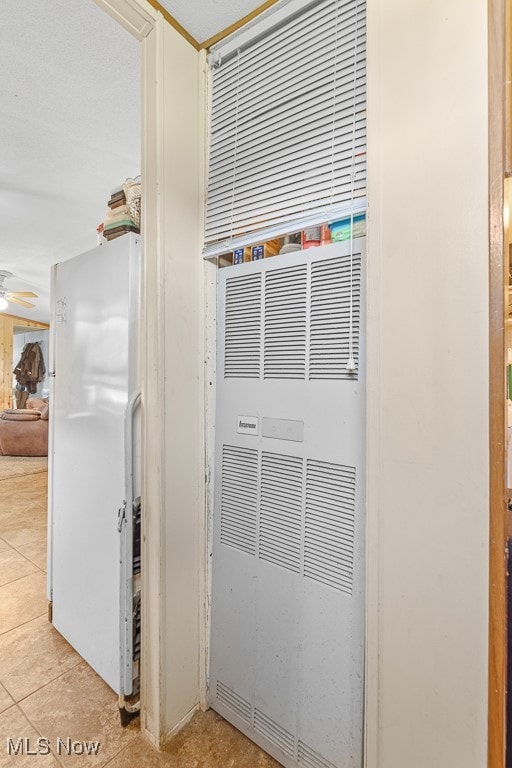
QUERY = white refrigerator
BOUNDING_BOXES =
[48,234,141,717]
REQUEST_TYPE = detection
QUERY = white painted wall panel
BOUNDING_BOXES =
[161,19,203,734]
[365,1,489,766]
[140,17,204,745]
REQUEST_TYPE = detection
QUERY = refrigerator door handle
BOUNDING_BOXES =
[119,388,141,698]
[117,501,127,533]
[125,389,141,512]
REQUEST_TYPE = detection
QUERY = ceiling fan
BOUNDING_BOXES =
[0,270,38,310]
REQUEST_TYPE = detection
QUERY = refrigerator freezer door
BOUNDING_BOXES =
[49,235,140,694]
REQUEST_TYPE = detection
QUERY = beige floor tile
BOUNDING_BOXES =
[1,497,46,514]
[104,711,280,768]
[0,682,13,715]
[102,737,168,768]
[16,539,48,571]
[0,504,47,530]
[0,548,38,587]
[0,705,62,768]
[0,523,47,548]
[0,538,10,553]
[16,488,47,506]
[0,481,48,497]
[33,499,48,515]
[0,494,40,511]
[0,476,38,492]
[19,662,138,768]
[0,498,42,519]
[0,615,81,702]
[0,572,47,635]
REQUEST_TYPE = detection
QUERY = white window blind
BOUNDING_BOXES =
[204,0,366,259]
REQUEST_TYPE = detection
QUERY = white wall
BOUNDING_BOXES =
[140,12,204,746]
[366,1,490,766]
[160,19,204,737]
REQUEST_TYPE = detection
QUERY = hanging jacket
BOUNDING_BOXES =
[13,342,46,394]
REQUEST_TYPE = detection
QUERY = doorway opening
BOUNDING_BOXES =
[0,0,142,754]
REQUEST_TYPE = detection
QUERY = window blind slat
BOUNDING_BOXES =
[209,102,366,180]
[205,185,367,240]
[211,82,366,160]
[212,0,365,84]
[203,199,367,260]
[211,57,366,136]
[207,139,367,213]
[204,0,366,255]
[212,22,365,115]
[211,22,365,119]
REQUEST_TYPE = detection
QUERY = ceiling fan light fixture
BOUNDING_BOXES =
[0,297,8,311]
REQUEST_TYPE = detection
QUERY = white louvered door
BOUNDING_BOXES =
[210,241,365,768]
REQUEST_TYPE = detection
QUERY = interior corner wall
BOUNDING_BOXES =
[160,20,203,738]
[365,2,490,766]
[141,12,203,745]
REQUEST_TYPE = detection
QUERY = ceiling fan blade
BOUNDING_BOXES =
[8,297,35,309]
[8,291,38,298]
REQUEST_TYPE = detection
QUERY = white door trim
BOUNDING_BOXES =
[94,0,156,40]
[93,0,162,746]
[94,0,206,748]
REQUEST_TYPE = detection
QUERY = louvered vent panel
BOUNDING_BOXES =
[259,452,303,573]
[224,274,261,378]
[254,709,295,756]
[304,460,356,594]
[298,741,337,768]
[264,265,307,379]
[221,445,258,556]
[309,255,361,380]
[216,681,252,724]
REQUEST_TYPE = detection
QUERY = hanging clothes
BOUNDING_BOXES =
[13,342,46,395]
[14,385,29,409]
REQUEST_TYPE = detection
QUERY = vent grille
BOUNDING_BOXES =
[254,709,295,756]
[221,445,258,556]
[304,460,356,594]
[264,265,307,379]
[225,274,261,378]
[309,255,361,380]
[216,681,252,724]
[298,741,337,768]
[259,452,303,573]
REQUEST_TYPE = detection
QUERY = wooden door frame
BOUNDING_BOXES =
[489,0,507,766]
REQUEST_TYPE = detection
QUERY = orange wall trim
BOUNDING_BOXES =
[488,0,507,766]
[200,0,281,49]
[146,0,281,50]
[144,0,201,49]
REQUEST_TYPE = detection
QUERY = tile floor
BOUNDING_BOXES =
[0,460,280,768]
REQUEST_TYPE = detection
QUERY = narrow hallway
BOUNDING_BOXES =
[0,458,279,768]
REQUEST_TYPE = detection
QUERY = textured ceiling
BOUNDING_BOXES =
[158,0,271,45]
[0,0,140,323]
